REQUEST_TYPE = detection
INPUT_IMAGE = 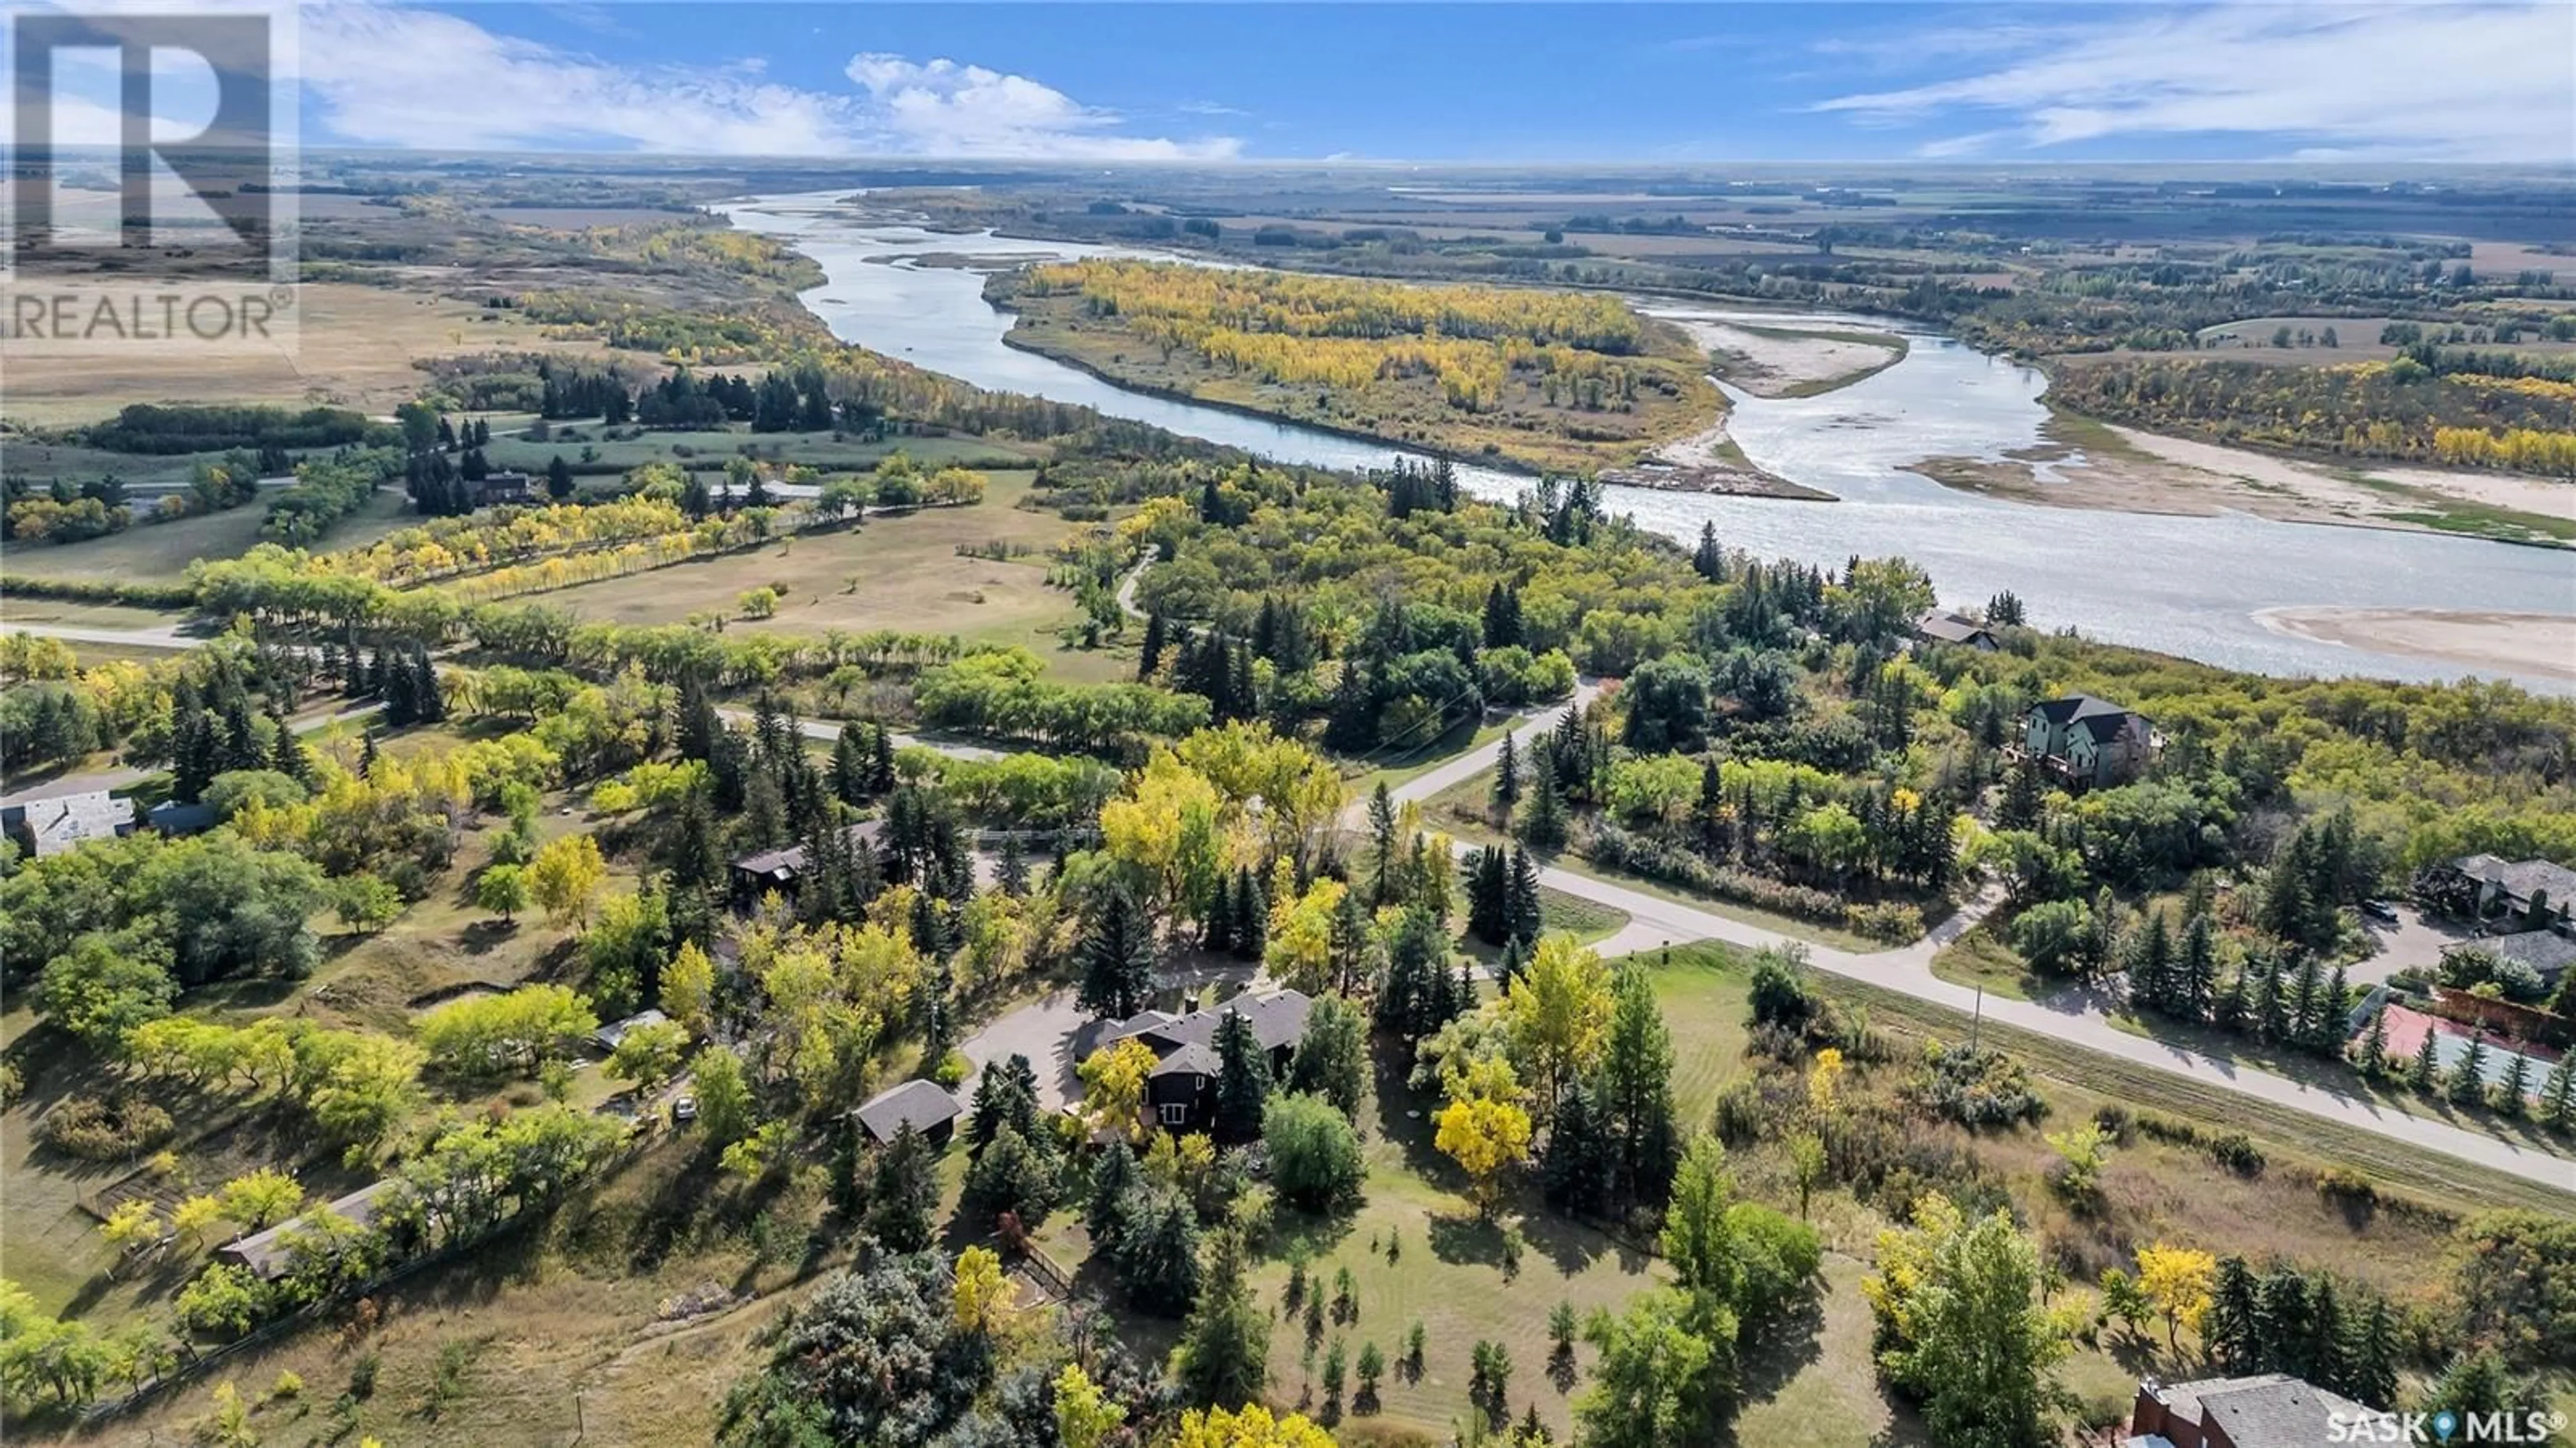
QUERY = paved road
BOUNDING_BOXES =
[1381,709,2576,1195]
[2,619,208,651]
[713,707,1008,763]
[17,621,2563,1190]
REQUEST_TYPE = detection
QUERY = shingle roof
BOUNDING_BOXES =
[2193,1374,2375,1448]
[852,1078,962,1142]
[6,790,127,856]
[1124,989,1314,1057]
[1913,609,1996,645]
[2452,855,2576,907]
[2485,929,2576,980]
[592,1009,672,1052]
[733,819,890,880]
[2032,694,2135,725]
[1148,1041,1220,1079]
[218,1180,401,1281]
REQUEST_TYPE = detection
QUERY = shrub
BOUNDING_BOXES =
[931,1050,971,1088]
[1586,823,1849,924]
[38,1095,176,1159]
[1844,901,1925,944]
[2315,1166,2377,1208]
[1908,1043,2046,1127]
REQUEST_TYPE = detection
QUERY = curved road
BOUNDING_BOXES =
[1381,697,2572,1195]
[14,617,2566,1193]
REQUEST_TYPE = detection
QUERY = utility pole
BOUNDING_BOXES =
[1970,984,1984,1053]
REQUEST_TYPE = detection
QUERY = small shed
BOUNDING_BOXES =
[852,1078,963,1146]
[147,800,219,837]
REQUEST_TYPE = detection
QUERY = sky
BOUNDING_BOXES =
[22,2,2576,166]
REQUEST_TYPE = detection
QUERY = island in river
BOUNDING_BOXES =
[985,258,1730,477]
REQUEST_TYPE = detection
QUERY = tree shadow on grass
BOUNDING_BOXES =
[1733,1289,1829,1407]
[1425,1211,1507,1269]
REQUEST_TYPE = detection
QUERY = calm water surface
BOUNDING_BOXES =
[722,191,2576,690]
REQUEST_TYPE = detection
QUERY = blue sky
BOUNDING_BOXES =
[276,2,2572,164]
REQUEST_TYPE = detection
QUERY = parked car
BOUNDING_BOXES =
[2361,900,2400,924]
[672,1095,698,1125]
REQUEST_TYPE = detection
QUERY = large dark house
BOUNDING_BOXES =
[2126,1372,2376,1448]
[728,820,888,908]
[1100,988,1313,1131]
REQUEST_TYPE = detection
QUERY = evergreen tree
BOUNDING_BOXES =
[2538,1051,2575,1130]
[1521,750,1568,849]
[2316,964,2351,1053]
[1211,1007,1273,1147]
[545,454,575,500]
[1085,1139,1140,1244]
[1077,882,1157,1021]
[2178,910,2218,1022]
[2349,1298,2399,1409]
[1540,1080,1611,1218]
[2129,909,2175,1014]
[1494,936,1527,994]
[830,727,869,805]
[1493,732,1521,815]
[996,834,1030,897]
[1234,866,1268,962]
[866,1121,938,1253]
[1691,520,1725,581]
[1138,611,1169,681]
[2255,1269,2313,1378]
[1368,782,1400,907]
[2448,1035,2489,1106]
[2410,1025,2443,1092]
[1176,1231,1269,1409]
[2357,1003,2390,1074]
[1597,962,1680,1210]
[2208,1256,2261,1372]
[2491,1046,2532,1115]
[1505,845,1545,947]
[969,1053,1044,1153]
[869,725,898,794]
[1463,845,1507,946]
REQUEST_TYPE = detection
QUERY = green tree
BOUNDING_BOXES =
[1211,1006,1274,1146]
[1288,992,1367,1119]
[1076,881,1157,1021]
[1263,1092,1365,1210]
[1176,1230,1270,1409]
[1574,1290,1725,1448]
[866,1121,938,1253]
[475,864,531,921]
[1598,959,1680,1209]
[688,1045,755,1147]
[34,933,176,1051]
[1864,1196,2070,1448]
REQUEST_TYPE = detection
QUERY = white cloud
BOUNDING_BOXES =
[845,52,1240,160]
[1813,4,2576,162]
[284,3,1236,159]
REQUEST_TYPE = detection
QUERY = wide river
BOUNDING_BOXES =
[722,191,2576,689]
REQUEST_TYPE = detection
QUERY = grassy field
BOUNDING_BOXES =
[519,472,1132,682]
[1,284,621,429]
[2,490,417,582]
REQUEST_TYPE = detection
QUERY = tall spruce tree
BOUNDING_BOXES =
[1210,1008,1272,1146]
[1077,883,1157,1021]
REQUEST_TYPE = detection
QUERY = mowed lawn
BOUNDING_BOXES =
[522,472,1132,680]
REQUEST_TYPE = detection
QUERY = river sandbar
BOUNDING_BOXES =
[2257,607,2576,682]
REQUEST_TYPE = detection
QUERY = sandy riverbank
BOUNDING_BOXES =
[1911,416,2573,545]
[1656,315,1907,399]
[2258,607,2576,682]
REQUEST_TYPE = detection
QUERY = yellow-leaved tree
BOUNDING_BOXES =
[1434,1056,1533,1219]
[1502,934,1612,1115]
[2135,1243,2216,1351]
[1169,1402,1340,1448]
[527,832,607,928]
[1078,1037,1159,1146]
[953,1245,1010,1335]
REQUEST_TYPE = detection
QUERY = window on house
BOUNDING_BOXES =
[1159,1102,1188,1126]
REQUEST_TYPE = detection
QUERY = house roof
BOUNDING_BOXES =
[1114,989,1314,1059]
[1912,609,1996,645]
[592,1009,671,1053]
[2070,710,2148,746]
[4,790,127,856]
[2182,1374,2375,1448]
[147,800,219,835]
[2031,694,2137,727]
[2450,855,2576,907]
[732,819,890,881]
[1149,1041,1221,1079]
[2485,929,2576,980]
[852,1078,962,1142]
[218,1180,401,1281]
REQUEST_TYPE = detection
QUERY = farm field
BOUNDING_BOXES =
[1,285,621,429]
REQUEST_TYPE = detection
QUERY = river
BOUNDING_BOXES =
[720,190,2576,690]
